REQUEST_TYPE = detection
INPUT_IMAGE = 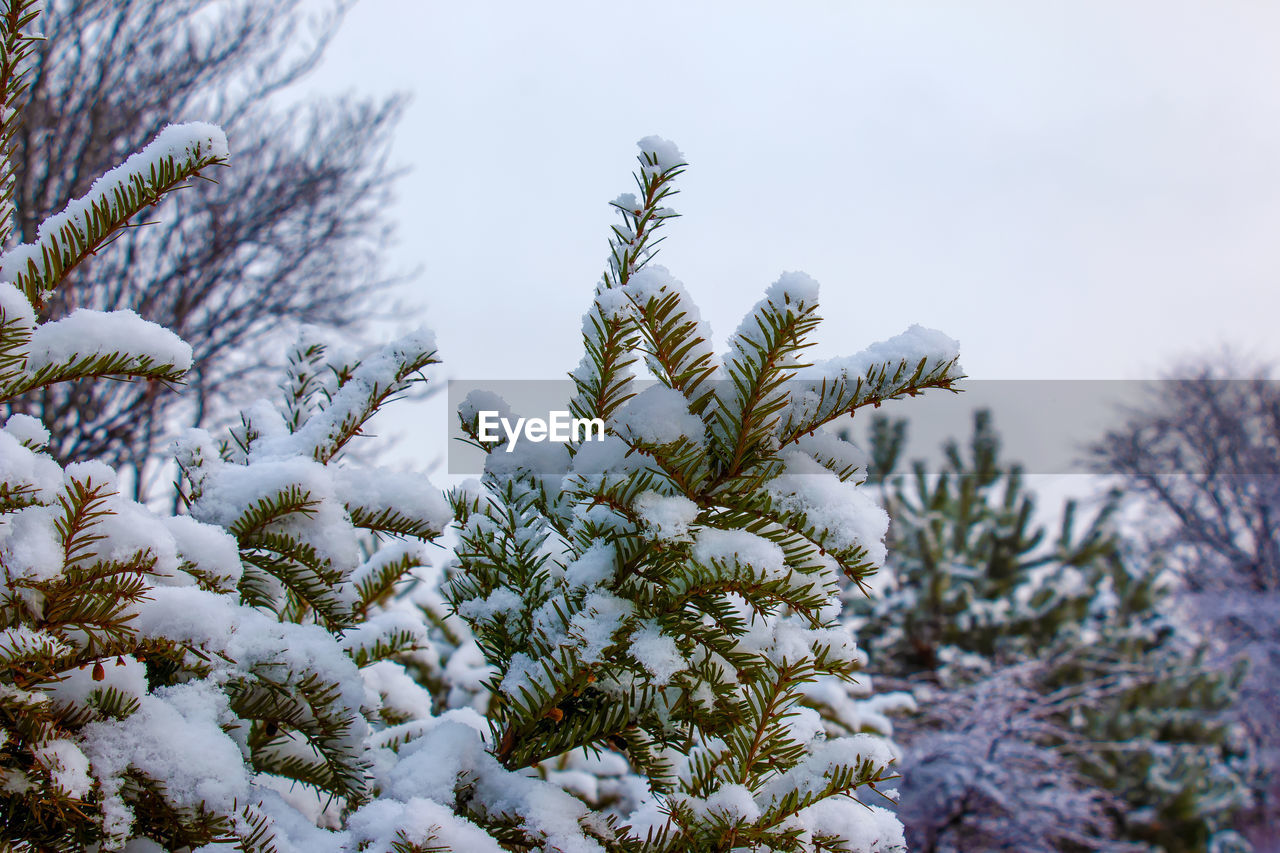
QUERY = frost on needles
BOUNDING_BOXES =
[0,4,964,846]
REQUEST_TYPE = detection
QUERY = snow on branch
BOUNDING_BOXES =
[0,122,229,303]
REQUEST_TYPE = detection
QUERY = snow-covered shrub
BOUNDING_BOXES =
[444,138,962,850]
[854,410,1253,852]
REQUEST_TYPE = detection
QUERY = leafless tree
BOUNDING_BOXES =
[3,0,404,502]
[1090,358,1280,845]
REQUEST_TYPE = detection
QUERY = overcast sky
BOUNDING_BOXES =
[296,1,1280,469]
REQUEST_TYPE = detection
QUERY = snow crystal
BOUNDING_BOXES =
[24,309,193,375]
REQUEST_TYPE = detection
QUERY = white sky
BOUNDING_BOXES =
[297,1,1280,470]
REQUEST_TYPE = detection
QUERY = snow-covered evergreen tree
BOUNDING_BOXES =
[444,137,962,850]
[854,410,1252,852]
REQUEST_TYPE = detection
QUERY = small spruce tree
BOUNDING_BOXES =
[445,137,962,850]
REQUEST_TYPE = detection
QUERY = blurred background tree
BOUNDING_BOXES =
[851,410,1252,852]
[3,0,404,503]
[1092,359,1280,848]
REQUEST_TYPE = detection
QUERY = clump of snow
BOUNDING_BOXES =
[636,135,685,172]
[25,309,193,375]
[340,610,427,661]
[162,514,243,588]
[629,620,682,686]
[0,429,63,502]
[346,796,504,853]
[614,385,704,446]
[0,123,228,289]
[457,587,522,626]
[1,506,63,583]
[797,324,960,383]
[192,455,359,575]
[759,733,898,808]
[764,271,820,313]
[0,281,36,328]
[334,466,451,536]
[799,799,906,852]
[83,681,250,843]
[3,414,49,449]
[33,739,92,798]
[567,591,632,666]
[701,783,761,823]
[767,448,890,567]
[593,286,634,322]
[634,491,699,542]
[361,660,436,723]
[458,389,512,430]
[692,527,786,579]
[565,541,617,589]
